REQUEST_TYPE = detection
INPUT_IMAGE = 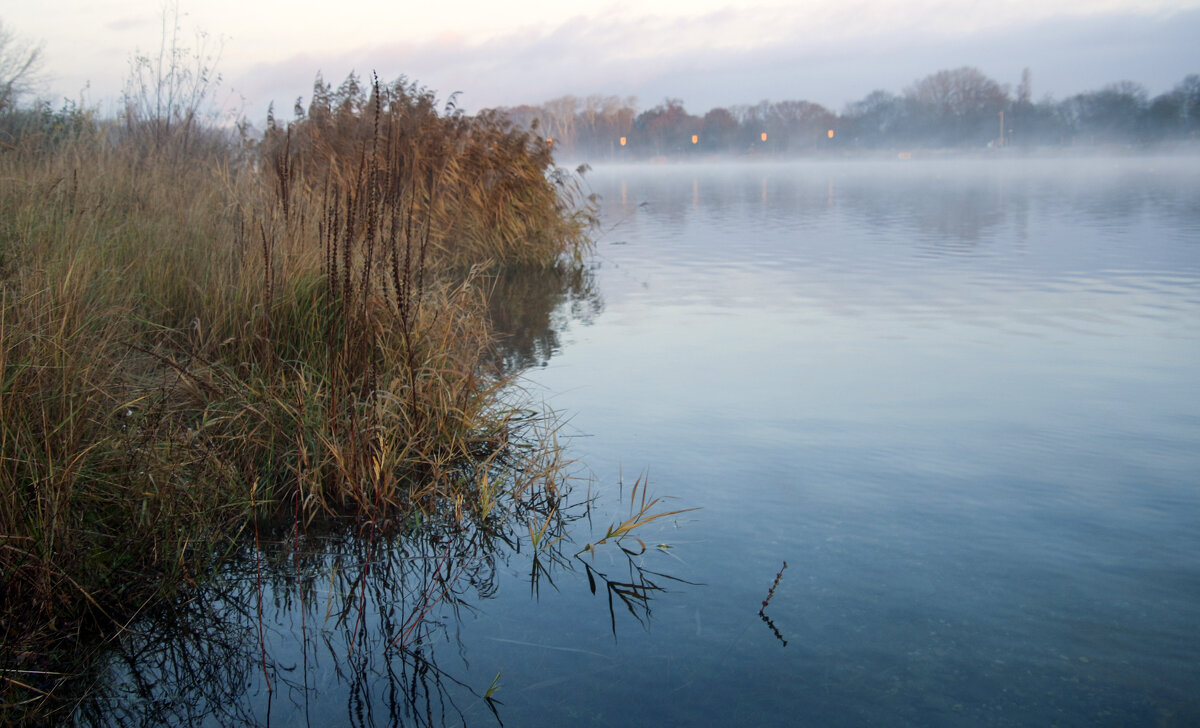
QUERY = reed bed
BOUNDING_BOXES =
[0,74,594,720]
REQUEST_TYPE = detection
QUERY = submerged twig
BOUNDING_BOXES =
[760,560,787,612]
[758,561,789,647]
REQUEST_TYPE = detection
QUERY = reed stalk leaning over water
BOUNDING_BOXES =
[0,73,594,720]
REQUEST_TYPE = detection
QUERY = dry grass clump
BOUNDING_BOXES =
[0,73,592,720]
[260,74,592,269]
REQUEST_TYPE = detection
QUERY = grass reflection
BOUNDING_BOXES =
[66,459,691,726]
[484,261,604,374]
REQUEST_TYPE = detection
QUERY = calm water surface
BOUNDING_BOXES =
[509,157,1200,726]
[86,157,1200,726]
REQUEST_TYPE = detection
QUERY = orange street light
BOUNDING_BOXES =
[827,129,835,139]
[761,132,768,142]
[691,134,699,144]
[619,136,627,146]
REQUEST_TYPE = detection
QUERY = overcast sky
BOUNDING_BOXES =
[6,0,1199,120]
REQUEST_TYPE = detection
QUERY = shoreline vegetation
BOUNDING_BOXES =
[0,73,597,721]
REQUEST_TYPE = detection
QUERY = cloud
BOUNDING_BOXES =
[105,16,149,33]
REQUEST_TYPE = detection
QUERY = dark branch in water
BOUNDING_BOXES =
[759,561,788,647]
[760,560,787,611]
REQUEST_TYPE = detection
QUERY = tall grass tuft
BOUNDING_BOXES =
[0,72,593,720]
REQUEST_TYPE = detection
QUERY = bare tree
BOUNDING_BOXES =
[766,100,835,151]
[906,67,1009,121]
[122,0,224,154]
[1017,67,1033,106]
[702,107,738,151]
[541,95,578,150]
[0,18,44,112]
[904,67,1010,145]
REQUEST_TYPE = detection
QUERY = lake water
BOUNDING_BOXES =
[82,157,1200,726]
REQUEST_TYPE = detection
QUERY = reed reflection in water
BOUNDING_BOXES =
[483,260,604,374]
[80,515,523,726]
[75,389,690,727]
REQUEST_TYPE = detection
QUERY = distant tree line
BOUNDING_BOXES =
[495,67,1200,159]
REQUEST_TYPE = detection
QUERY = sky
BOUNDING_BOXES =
[4,0,1200,121]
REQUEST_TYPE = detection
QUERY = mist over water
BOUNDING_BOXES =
[82,156,1200,726]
